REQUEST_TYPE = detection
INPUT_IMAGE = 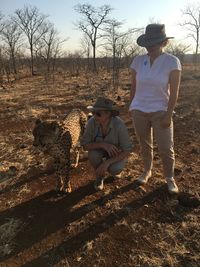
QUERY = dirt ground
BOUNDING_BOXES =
[0,67,199,267]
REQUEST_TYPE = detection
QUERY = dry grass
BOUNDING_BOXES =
[0,66,199,267]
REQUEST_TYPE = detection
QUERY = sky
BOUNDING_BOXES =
[0,0,198,53]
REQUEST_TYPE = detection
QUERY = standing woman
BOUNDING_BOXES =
[129,24,182,193]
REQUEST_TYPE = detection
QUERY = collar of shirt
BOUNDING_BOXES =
[95,117,114,140]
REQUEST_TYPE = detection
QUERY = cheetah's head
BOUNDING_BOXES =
[32,119,60,150]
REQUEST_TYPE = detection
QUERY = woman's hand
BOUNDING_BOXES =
[95,161,110,177]
[102,143,121,157]
[160,113,172,128]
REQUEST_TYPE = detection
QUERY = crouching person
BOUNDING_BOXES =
[81,97,133,191]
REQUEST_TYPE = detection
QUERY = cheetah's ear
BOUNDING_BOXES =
[35,119,41,125]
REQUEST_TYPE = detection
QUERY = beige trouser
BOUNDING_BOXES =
[88,149,126,176]
[131,110,175,178]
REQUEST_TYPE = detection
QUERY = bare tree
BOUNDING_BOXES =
[74,3,112,72]
[1,19,23,74]
[180,3,200,55]
[0,12,5,85]
[102,19,141,91]
[0,11,4,33]
[122,35,142,64]
[12,5,48,75]
[50,36,66,73]
[166,40,191,62]
[35,22,67,72]
[80,33,92,70]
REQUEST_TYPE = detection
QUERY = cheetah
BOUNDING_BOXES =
[32,109,87,194]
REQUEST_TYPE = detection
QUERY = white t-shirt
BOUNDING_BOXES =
[129,53,182,112]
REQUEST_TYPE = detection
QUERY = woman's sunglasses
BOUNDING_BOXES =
[92,111,103,117]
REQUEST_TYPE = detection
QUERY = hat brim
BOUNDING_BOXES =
[87,106,119,116]
[137,34,174,47]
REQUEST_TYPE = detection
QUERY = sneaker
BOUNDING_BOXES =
[136,171,152,185]
[94,177,104,191]
[167,177,179,194]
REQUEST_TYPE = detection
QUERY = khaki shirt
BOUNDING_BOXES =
[81,116,133,152]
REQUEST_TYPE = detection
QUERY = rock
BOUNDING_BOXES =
[190,148,199,154]
[19,144,27,149]
[8,166,17,175]
[178,192,200,208]
[174,168,182,176]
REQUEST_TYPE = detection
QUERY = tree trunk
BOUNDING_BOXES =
[30,43,34,75]
[92,43,97,72]
[11,50,17,74]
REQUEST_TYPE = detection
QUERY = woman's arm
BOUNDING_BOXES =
[161,69,181,128]
[130,69,137,104]
[167,69,181,116]
[83,142,120,157]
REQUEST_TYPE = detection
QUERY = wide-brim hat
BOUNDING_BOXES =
[137,24,174,47]
[87,97,119,116]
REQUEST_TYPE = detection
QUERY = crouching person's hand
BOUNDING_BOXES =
[102,143,121,157]
[95,161,110,177]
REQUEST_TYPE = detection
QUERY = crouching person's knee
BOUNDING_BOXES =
[108,159,126,175]
[88,150,105,168]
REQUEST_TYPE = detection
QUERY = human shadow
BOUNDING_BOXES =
[0,179,142,262]
[0,180,93,262]
[21,184,167,267]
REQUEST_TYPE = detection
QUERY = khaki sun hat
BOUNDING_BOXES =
[87,97,119,116]
[137,24,174,47]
